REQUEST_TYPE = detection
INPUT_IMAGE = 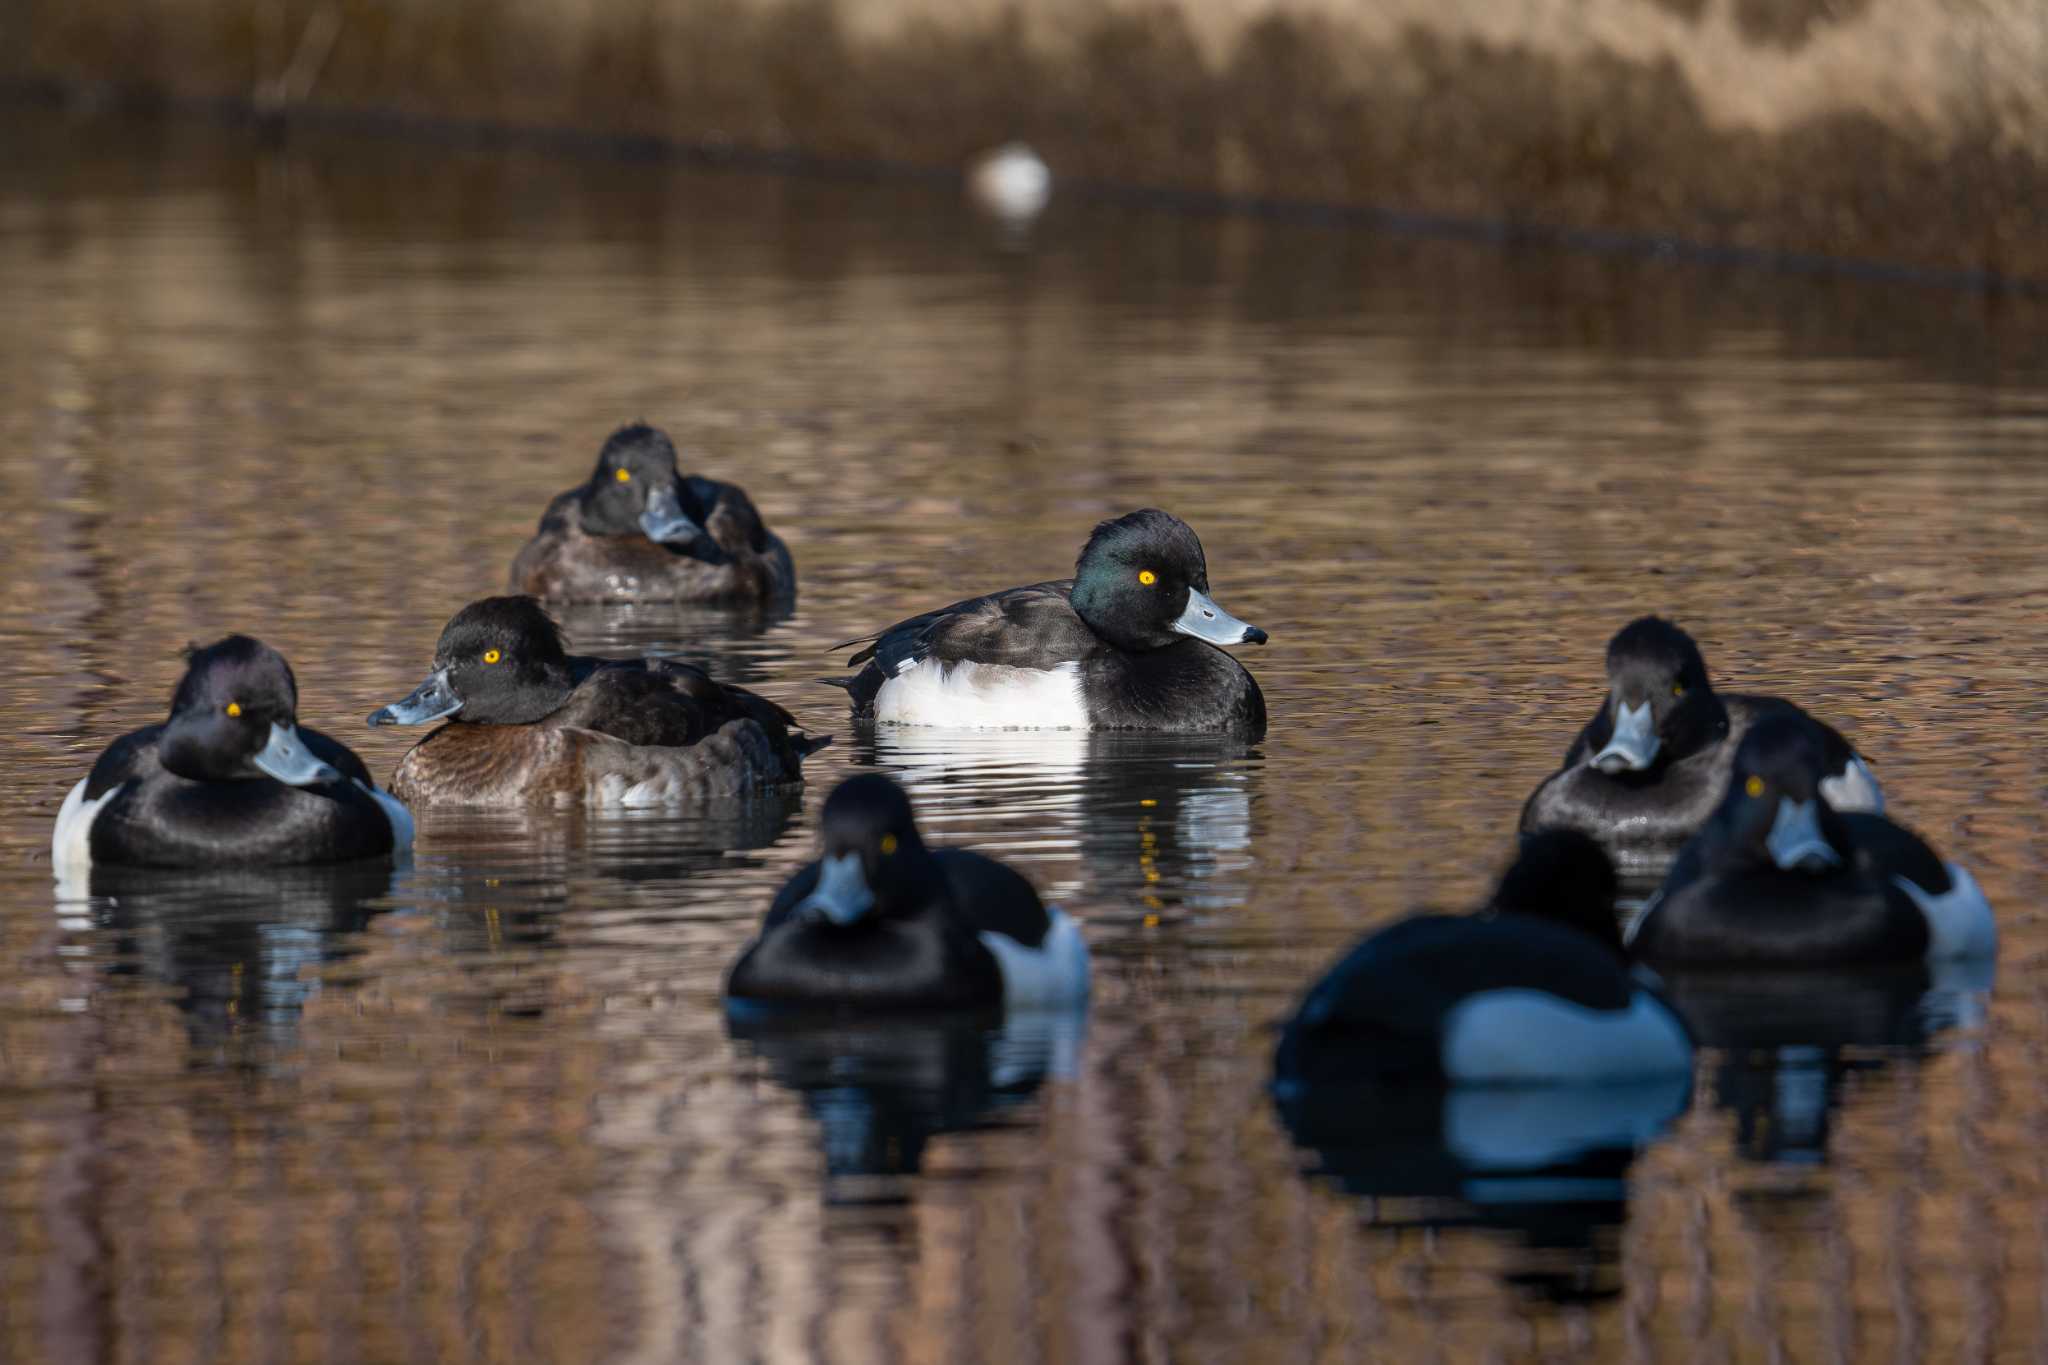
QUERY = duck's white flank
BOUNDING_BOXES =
[979,907,1091,1008]
[875,659,1088,729]
[1441,988,1692,1083]
[1819,755,1885,814]
[1896,862,1995,960]
[51,777,117,879]
[1443,1072,1692,1169]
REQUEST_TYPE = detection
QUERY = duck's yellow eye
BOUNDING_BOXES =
[1138,569,1157,586]
[614,468,631,483]
[1745,775,1765,799]
[880,834,898,856]
[483,649,502,664]
[1672,683,1687,698]
[225,701,241,718]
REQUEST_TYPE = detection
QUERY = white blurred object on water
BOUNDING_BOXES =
[967,142,1051,226]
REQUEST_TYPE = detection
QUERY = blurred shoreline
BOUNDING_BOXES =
[10,0,2048,280]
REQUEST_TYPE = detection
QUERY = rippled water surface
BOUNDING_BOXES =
[3,112,2047,1363]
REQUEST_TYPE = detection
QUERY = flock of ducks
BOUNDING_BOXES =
[52,422,1996,1087]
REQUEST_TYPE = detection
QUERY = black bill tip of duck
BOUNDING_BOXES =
[1174,589,1266,647]
[1767,797,1841,872]
[797,852,875,927]
[1590,699,1660,773]
[639,481,702,545]
[250,722,343,786]
[367,669,462,727]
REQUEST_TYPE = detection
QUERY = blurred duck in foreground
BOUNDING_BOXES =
[1273,831,1692,1087]
[828,508,1268,737]
[725,773,1090,1012]
[368,595,826,807]
[1521,616,1881,873]
[1628,713,1993,966]
[53,636,411,873]
[509,423,795,604]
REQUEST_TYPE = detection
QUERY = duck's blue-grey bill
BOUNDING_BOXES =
[798,852,875,927]
[1767,797,1840,872]
[251,722,343,786]
[1591,698,1660,773]
[1172,588,1268,646]
[367,669,461,727]
[640,482,702,545]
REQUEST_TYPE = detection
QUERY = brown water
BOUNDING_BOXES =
[3,111,2046,1363]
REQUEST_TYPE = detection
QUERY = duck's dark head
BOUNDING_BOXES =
[1586,616,1723,774]
[160,635,342,786]
[1490,829,1623,953]
[1713,714,1851,874]
[368,595,576,728]
[794,774,941,927]
[1069,508,1266,653]
[577,422,700,546]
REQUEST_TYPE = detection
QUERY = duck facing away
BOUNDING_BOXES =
[725,773,1090,1012]
[368,595,826,808]
[1628,714,1993,966]
[1273,831,1692,1086]
[53,636,412,873]
[509,423,794,604]
[827,508,1267,737]
[1521,615,1881,873]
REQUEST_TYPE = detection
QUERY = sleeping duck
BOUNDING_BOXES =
[367,595,826,807]
[53,635,412,873]
[1273,830,1692,1087]
[827,508,1267,738]
[1628,713,1994,966]
[508,423,795,604]
[1521,615,1881,874]
[724,773,1090,1012]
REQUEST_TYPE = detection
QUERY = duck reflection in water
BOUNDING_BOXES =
[1656,958,1994,1164]
[853,728,1259,918]
[53,860,401,1061]
[726,1010,1083,1187]
[1274,1074,1689,1302]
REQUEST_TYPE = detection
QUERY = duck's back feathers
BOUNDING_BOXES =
[68,725,398,870]
[836,582,1096,707]
[389,710,806,809]
[934,848,1053,949]
[1275,915,1643,1082]
[511,476,793,604]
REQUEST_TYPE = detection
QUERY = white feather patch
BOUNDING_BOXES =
[51,777,118,879]
[874,659,1088,729]
[1819,755,1885,814]
[1895,861,1996,960]
[1441,988,1692,1083]
[1443,1072,1692,1170]
[978,907,1091,1009]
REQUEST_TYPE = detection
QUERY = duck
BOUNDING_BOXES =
[1272,830,1692,1086]
[1627,712,1994,966]
[52,635,412,873]
[724,773,1090,1012]
[367,595,827,807]
[826,508,1268,737]
[1520,615,1882,872]
[508,422,794,604]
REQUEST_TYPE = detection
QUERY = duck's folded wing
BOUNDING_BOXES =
[762,861,822,931]
[689,475,774,555]
[302,727,377,787]
[837,581,1094,674]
